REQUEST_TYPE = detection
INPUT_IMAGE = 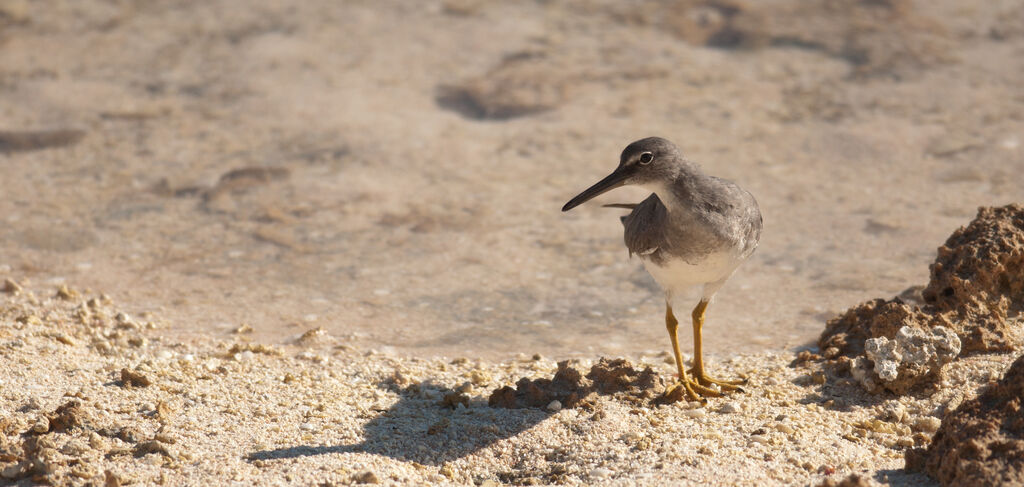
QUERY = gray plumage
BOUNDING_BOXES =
[621,175,762,267]
[562,136,762,299]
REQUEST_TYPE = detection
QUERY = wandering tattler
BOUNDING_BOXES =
[562,137,762,402]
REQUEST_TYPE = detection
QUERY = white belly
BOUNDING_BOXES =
[640,250,741,301]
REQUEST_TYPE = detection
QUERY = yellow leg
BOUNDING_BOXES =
[690,300,746,390]
[665,304,721,403]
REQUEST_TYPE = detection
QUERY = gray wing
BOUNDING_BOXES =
[620,193,669,261]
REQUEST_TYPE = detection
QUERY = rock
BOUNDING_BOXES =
[1,278,22,294]
[820,205,1024,395]
[820,298,937,359]
[488,358,666,409]
[352,470,379,484]
[852,326,961,394]
[46,401,86,433]
[134,440,174,458]
[912,416,942,434]
[921,204,1024,353]
[719,402,741,414]
[440,392,470,409]
[814,473,876,487]
[909,354,1024,485]
[545,400,562,412]
[120,368,151,388]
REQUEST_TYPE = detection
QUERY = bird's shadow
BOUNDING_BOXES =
[247,381,551,465]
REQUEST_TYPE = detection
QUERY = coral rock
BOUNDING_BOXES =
[922,204,1024,353]
[851,326,960,394]
[911,353,1024,486]
[488,358,668,409]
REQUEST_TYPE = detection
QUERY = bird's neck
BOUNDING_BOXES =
[645,166,705,214]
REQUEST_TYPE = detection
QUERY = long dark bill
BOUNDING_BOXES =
[561,167,631,212]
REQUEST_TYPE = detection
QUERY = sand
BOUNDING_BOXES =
[0,282,1017,485]
[3,1,1024,485]
[1,0,1023,360]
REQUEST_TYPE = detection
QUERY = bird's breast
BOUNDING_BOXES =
[640,249,742,293]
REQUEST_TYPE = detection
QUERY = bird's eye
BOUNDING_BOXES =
[638,152,654,165]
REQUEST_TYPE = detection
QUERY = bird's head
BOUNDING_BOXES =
[562,137,683,212]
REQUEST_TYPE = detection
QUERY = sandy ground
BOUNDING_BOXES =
[1,0,1022,360]
[3,1,1024,485]
[3,282,1018,486]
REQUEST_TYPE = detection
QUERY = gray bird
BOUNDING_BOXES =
[562,137,762,402]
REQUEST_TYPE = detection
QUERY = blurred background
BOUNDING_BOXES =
[1,0,1021,360]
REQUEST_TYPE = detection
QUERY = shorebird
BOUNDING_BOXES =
[562,137,762,402]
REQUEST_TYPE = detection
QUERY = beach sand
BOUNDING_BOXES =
[0,281,1018,485]
[3,1,1024,485]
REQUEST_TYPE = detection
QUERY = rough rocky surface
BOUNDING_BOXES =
[922,204,1024,353]
[907,353,1024,486]
[488,358,668,409]
[820,205,1024,394]
[850,326,961,394]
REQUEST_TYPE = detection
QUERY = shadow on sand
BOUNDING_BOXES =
[247,382,552,466]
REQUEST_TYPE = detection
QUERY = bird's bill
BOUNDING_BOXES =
[561,167,631,212]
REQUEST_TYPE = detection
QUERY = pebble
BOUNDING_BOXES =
[749,434,770,445]
[682,408,706,418]
[546,400,562,412]
[913,416,942,433]
[590,467,612,479]
[719,402,741,414]
[31,417,50,433]
[353,470,379,484]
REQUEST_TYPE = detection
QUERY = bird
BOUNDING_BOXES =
[562,137,762,402]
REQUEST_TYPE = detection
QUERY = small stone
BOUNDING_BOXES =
[469,369,491,386]
[441,392,470,409]
[912,416,942,433]
[56,284,78,300]
[749,434,770,444]
[811,371,827,385]
[682,408,706,418]
[546,400,562,412]
[1,462,25,479]
[590,467,612,479]
[89,432,108,450]
[62,439,91,456]
[718,402,741,414]
[153,433,176,445]
[30,417,50,433]
[1,278,21,294]
[120,368,151,387]
[134,440,174,458]
[104,470,123,487]
[353,470,379,484]
[883,402,908,423]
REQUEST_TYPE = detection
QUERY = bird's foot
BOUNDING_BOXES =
[688,368,747,392]
[663,378,724,405]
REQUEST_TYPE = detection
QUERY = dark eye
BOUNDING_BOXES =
[638,152,654,165]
